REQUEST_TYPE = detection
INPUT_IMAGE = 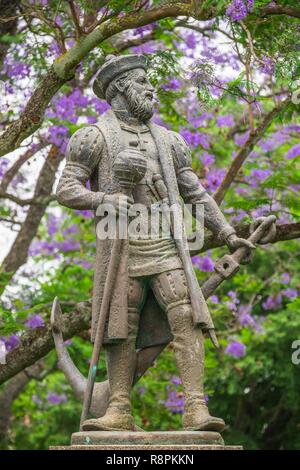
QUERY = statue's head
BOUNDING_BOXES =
[93,54,154,122]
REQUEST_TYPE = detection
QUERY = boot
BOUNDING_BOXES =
[82,341,136,431]
[168,304,225,433]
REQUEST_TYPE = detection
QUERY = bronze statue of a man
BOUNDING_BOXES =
[56,54,253,433]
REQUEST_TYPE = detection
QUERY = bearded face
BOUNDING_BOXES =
[123,69,154,122]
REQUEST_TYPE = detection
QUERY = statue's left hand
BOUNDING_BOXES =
[225,233,255,253]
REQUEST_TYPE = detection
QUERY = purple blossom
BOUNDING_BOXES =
[260,56,275,75]
[133,24,154,38]
[4,61,31,79]
[226,0,247,21]
[262,294,282,311]
[189,113,213,128]
[2,334,20,352]
[25,314,45,329]
[217,114,235,128]
[161,78,181,91]
[192,255,214,272]
[171,376,182,385]
[75,209,93,218]
[165,390,185,414]
[46,392,67,405]
[180,129,210,149]
[200,152,215,167]
[47,125,69,150]
[0,158,9,178]
[185,32,197,49]
[282,288,297,300]
[234,130,250,146]
[281,273,291,285]
[286,143,300,160]
[225,340,246,358]
[204,168,226,192]
[47,215,60,236]
[249,168,271,187]
[237,305,264,332]
[226,290,240,312]
[210,295,219,304]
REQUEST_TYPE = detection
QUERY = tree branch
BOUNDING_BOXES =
[213,98,291,205]
[0,146,63,290]
[0,302,91,385]
[260,6,300,19]
[0,1,212,158]
[0,142,47,192]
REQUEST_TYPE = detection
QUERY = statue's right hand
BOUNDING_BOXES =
[103,193,134,216]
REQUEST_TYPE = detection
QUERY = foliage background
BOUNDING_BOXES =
[0,0,299,450]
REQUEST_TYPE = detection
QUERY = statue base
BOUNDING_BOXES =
[50,431,243,450]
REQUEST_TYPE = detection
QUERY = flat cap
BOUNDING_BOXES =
[93,54,148,99]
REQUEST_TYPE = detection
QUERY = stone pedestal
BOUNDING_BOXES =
[50,431,243,450]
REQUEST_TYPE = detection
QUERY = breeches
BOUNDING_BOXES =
[127,268,203,345]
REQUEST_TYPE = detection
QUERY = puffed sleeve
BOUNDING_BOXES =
[56,125,105,210]
[170,130,236,241]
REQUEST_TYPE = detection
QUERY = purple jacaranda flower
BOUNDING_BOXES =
[47,214,60,236]
[47,125,69,148]
[286,143,300,159]
[262,294,282,311]
[200,152,215,167]
[180,129,210,149]
[204,168,226,192]
[237,304,264,332]
[216,114,235,128]
[189,113,214,128]
[226,290,240,312]
[46,392,67,405]
[62,224,79,236]
[133,24,154,38]
[281,273,291,285]
[4,61,31,79]
[132,42,158,54]
[234,130,250,146]
[2,334,20,351]
[75,209,93,218]
[225,340,246,358]
[29,240,56,256]
[192,255,214,272]
[64,339,72,346]
[73,258,92,270]
[48,41,61,58]
[260,55,275,75]
[165,390,185,414]
[249,168,271,186]
[185,32,197,49]
[25,314,45,329]
[86,115,97,124]
[91,98,110,115]
[226,0,253,21]
[210,295,219,304]
[137,386,146,394]
[171,376,182,385]
[161,78,181,91]
[56,240,81,253]
[282,288,297,300]
[0,158,9,178]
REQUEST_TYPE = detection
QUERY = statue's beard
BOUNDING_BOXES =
[124,86,154,122]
